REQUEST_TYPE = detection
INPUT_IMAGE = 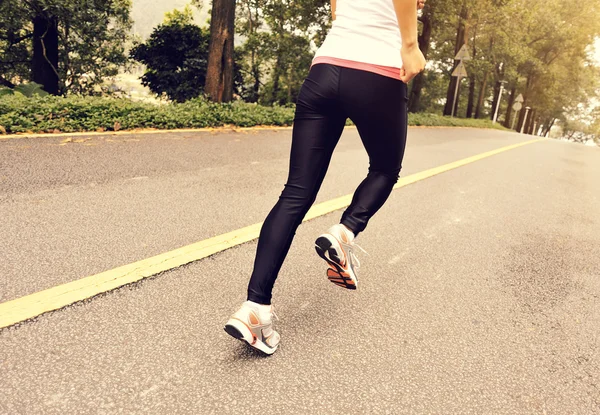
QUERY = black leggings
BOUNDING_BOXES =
[247,63,408,304]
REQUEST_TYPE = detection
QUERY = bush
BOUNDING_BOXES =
[0,95,508,134]
[130,22,211,103]
[0,95,296,133]
[408,113,508,130]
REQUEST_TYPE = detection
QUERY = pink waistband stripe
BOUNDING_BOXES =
[311,56,402,81]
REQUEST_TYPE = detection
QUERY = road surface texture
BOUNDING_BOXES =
[1,128,599,414]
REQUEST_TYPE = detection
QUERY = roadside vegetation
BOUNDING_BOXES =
[0,94,507,134]
[1,0,598,139]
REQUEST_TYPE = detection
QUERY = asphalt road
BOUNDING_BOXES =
[0,127,536,302]
[0,128,599,414]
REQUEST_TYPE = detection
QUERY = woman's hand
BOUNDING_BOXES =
[399,44,426,83]
[393,0,425,83]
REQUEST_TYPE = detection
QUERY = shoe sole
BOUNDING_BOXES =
[315,235,357,290]
[224,324,245,340]
[224,319,278,355]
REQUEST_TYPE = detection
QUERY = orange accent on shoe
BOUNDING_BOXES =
[248,311,260,326]
[327,268,340,277]
[327,268,355,285]
[340,229,349,243]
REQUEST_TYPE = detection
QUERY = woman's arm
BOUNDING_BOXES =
[392,0,426,82]
[392,0,418,49]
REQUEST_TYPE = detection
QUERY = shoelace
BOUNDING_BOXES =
[349,241,369,270]
[270,307,279,322]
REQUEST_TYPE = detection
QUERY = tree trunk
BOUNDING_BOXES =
[205,0,236,102]
[31,13,60,95]
[269,12,286,105]
[408,72,426,113]
[443,4,469,116]
[270,53,282,105]
[251,62,260,103]
[503,85,516,128]
[516,73,534,132]
[248,3,260,102]
[542,118,555,137]
[525,109,536,135]
[408,8,433,113]
[0,76,16,88]
[516,107,525,132]
[474,70,489,119]
[489,83,500,120]
[466,77,476,118]
[474,36,494,119]
[287,68,292,104]
[516,106,526,132]
[537,118,543,136]
[489,62,504,121]
[521,108,532,134]
[466,26,477,118]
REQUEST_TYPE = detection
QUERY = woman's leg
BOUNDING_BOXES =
[338,67,409,237]
[247,64,347,305]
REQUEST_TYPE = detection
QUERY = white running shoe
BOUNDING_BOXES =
[315,224,368,290]
[224,301,280,355]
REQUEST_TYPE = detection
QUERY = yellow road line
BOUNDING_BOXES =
[0,138,546,329]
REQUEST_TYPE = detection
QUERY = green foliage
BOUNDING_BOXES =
[559,104,600,144]
[0,1,31,84]
[164,5,196,25]
[0,95,295,133]
[61,0,132,95]
[130,19,210,102]
[235,0,331,105]
[2,0,594,138]
[408,113,508,130]
[0,0,132,95]
[0,82,49,98]
[0,95,509,135]
[411,71,449,114]
[15,82,49,97]
[425,0,600,131]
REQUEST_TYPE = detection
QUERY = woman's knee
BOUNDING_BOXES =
[279,184,316,212]
[368,166,401,183]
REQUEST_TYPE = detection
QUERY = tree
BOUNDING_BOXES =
[31,5,59,94]
[0,0,131,95]
[443,2,470,116]
[131,7,210,102]
[408,0,436,112]
[205,0,236,102]
[0,1,33,88]
[234,0,330,105]
[414,0,600,128]
[234,0,271,102]
[508,0,600,133]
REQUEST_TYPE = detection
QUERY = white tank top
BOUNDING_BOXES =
[313,0,403,68]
